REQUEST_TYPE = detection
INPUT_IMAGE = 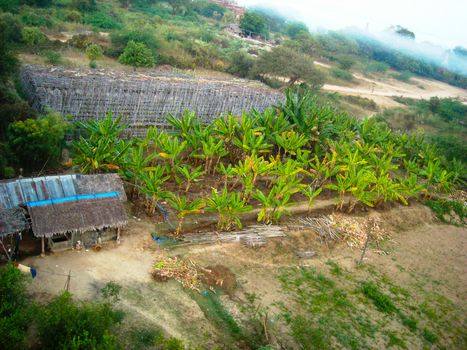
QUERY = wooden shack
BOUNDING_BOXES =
[0,174,127,257]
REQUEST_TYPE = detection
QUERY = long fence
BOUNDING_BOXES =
[20,65,284,135]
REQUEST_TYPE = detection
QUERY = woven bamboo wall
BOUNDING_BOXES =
[20,65,284,134]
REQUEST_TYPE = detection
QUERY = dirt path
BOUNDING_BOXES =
[315,60,467,108]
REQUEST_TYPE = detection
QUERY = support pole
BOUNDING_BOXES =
[116,227,121,244]
[41,237,45,257]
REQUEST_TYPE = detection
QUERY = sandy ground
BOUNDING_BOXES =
[21,203,467,347]
[315,60,467,109]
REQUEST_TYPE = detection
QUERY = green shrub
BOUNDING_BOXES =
[7,111,69,171]
[0,13,23,43]
[227,50,254,78]
[86,43,103,61]
[36,291,121,349]
[21,10,54,28]
[0,264,31,349]
[21,26,47,46]
[0,0,19,12]
[84,11,122,29]
[425,199,466,224]
[44,50,62,65]
[118,40,155,69]
[395,70,412,82]
[365,61,389,74]
[330,67,353,81]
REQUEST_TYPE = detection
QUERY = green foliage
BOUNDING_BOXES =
[86,43,103,61]
[239,11,268,38]
[36,291,121,350]
[7,111,69,171]
[425,199,466,224]
[21,26,46,46]
[330,67,353,81]
[206,187,251,231]
[44,50,62,65]
[192,0,225,18]
[364,61,389,74]
[421,328,438,344]
[0,13,23,44]
[84,10,121,29]
[253,46,325,88]
[0,0,19,12]
[284,21,309,39]
[361,281,397,313]
[0,264,31,349]
[167,193,205,234]
[227,50,254,78]
[118,40,155,69]
[395,70,412,82]
[73,113,130,174]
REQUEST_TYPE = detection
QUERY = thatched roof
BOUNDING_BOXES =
[0,174,127,238]
[29,197,127,238]
[0,207,28,238]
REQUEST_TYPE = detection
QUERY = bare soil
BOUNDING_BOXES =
[21,202,467,348]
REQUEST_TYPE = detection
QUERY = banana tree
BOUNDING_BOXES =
[166,193,205,235]
[205,188,251,231]
[73,113,130,174]
[138,166,170,215]
[175,164,204,192]
[253,177,300,224]
[158,135,187,169]
[300,185,323,211]
[194,135,228,174]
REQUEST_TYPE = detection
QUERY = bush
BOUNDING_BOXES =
[227,51,254,78]
[20,10,54,28]
[86,43,103,61]
[365,61,389,74]
[44,50,62,65]
[0,0,20,12]
[330,67,353,81]
[111,28,160,56]
[7,111,69,171]
[240,11,268,39]
[0,264,31,349]
[395,70,412,82]
[0,13,23,43]
[21,27,47,46]
[63,10,82,23]
[118,40,155,69]
[36,291,121,349]
[84,11,122,30]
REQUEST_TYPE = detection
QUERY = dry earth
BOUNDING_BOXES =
[21,202,467,348]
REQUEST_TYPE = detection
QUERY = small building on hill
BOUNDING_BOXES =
[0,174,127,257]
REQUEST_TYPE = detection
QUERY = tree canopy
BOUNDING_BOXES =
[240,11,268,38]
[253,46,325,89]
[392,25,415,40]
[118,40,155,69]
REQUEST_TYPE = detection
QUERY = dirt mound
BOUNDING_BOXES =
[201,265,237,295]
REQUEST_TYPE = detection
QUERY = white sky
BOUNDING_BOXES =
[237,0,467,48]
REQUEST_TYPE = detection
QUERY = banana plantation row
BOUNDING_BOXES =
[72,90,463,234]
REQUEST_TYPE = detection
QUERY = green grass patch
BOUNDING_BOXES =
[422,328,438,344]
[189,290,242,344]
[361,281,397,314]
[385,331,407,349]
[425,198,466,224]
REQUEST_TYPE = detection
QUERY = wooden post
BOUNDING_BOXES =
[41,237,45,257]
[116,227,121,244]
